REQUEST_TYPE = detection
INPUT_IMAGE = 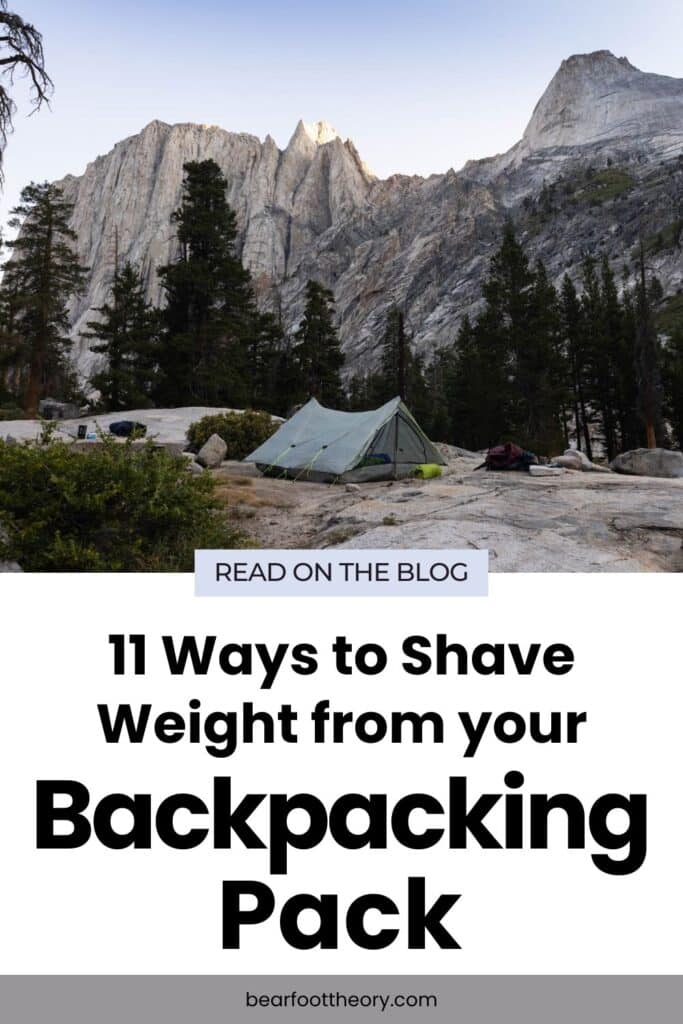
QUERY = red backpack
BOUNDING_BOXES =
[477,442,538,471]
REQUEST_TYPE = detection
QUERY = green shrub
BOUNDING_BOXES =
[187,410,278,460]
[573,168,634,205]
[0,432,245,571]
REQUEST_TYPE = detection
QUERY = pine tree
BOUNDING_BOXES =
[346,371,371,412]
[511,259,566,453]
[85,262,158,411]
[155,159,259,407]
[663,327,683,448]
[1,181,87,414]
[482,222,535,346]
[448,314,508,451]
[560,274,593,457]
[471,224,567,453]
[379,306,410,399]
[246,311,286,413]
[633,244,664,449]
[291,280,345,405]
[580,255,619,459]
[423,346,454,443]
[615,283,643,452]
[0,251,23,402]
[362,305,431,421]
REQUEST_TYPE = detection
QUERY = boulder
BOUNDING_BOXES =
[345,483,361,493]
[38,398,82,420]
[552,453,585,471]
[564,448,595,469]
[610,448,683,479]
[195,433,227,468]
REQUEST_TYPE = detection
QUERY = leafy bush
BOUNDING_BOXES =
[187,410,278,460]
[0,432,244,571]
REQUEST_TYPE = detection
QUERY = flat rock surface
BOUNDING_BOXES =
[214,456,683,572]
[0,408,254,445]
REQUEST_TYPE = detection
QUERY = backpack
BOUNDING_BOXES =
[109,420,148,439]
[477,442,538,471]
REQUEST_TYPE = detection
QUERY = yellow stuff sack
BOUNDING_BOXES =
[414,463,442,479]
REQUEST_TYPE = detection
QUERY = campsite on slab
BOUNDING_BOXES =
[1,403,683,572]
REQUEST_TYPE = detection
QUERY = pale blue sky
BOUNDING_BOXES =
[2,0,683,225]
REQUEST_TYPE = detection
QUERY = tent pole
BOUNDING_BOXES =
[393,414,399,480]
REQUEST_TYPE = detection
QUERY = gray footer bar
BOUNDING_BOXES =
[1,976,680,1024]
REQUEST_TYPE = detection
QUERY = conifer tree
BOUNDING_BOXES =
[246,311,286,413]
[471,225,567,452]
[346,371,371,411]
[291,280,345,405]
[663,327,683,448]
[512,258,567,453]
[379,305,411,399]
[85,261,158,410]
[579,255,619,458]
[362,305,431,422]
[560,273,592,457]
[423,346,454,443]
[448,314,508,451]
[633,244,664,449]
[155,159,259,407]
[1,181,86,414]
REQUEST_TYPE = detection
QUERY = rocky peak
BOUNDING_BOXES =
[287,118,340,153]
[44,50,683,384]
[520,50,683,154]
[302,119,340,146]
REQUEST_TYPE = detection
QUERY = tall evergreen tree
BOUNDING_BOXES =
[663,327,683,449]
[291,280,345,405]
[423,345,454,443]
[511,258,567,453]
[85,261,158,410]
[346,371,371,412]
[598,256,640,454]
[579,255,621,459]
[560,273,593,458]
[155,159,259,407]
[363,305,430,423]
[1,181,87,414]
[465,225,566,453]
[246,311,287,413]
[633,243,664,449]
[448,314,508,451]
[379,305,411,400]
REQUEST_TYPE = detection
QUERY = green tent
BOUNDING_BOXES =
[244,396,446,482]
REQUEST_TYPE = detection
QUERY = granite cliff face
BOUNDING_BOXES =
[59,51,683,378]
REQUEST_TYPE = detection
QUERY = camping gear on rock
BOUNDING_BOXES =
[77,425,88,439]
[414,463,443,479]
[476,442,539,472]
[109,420,148,439]
[244,397,446,483]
